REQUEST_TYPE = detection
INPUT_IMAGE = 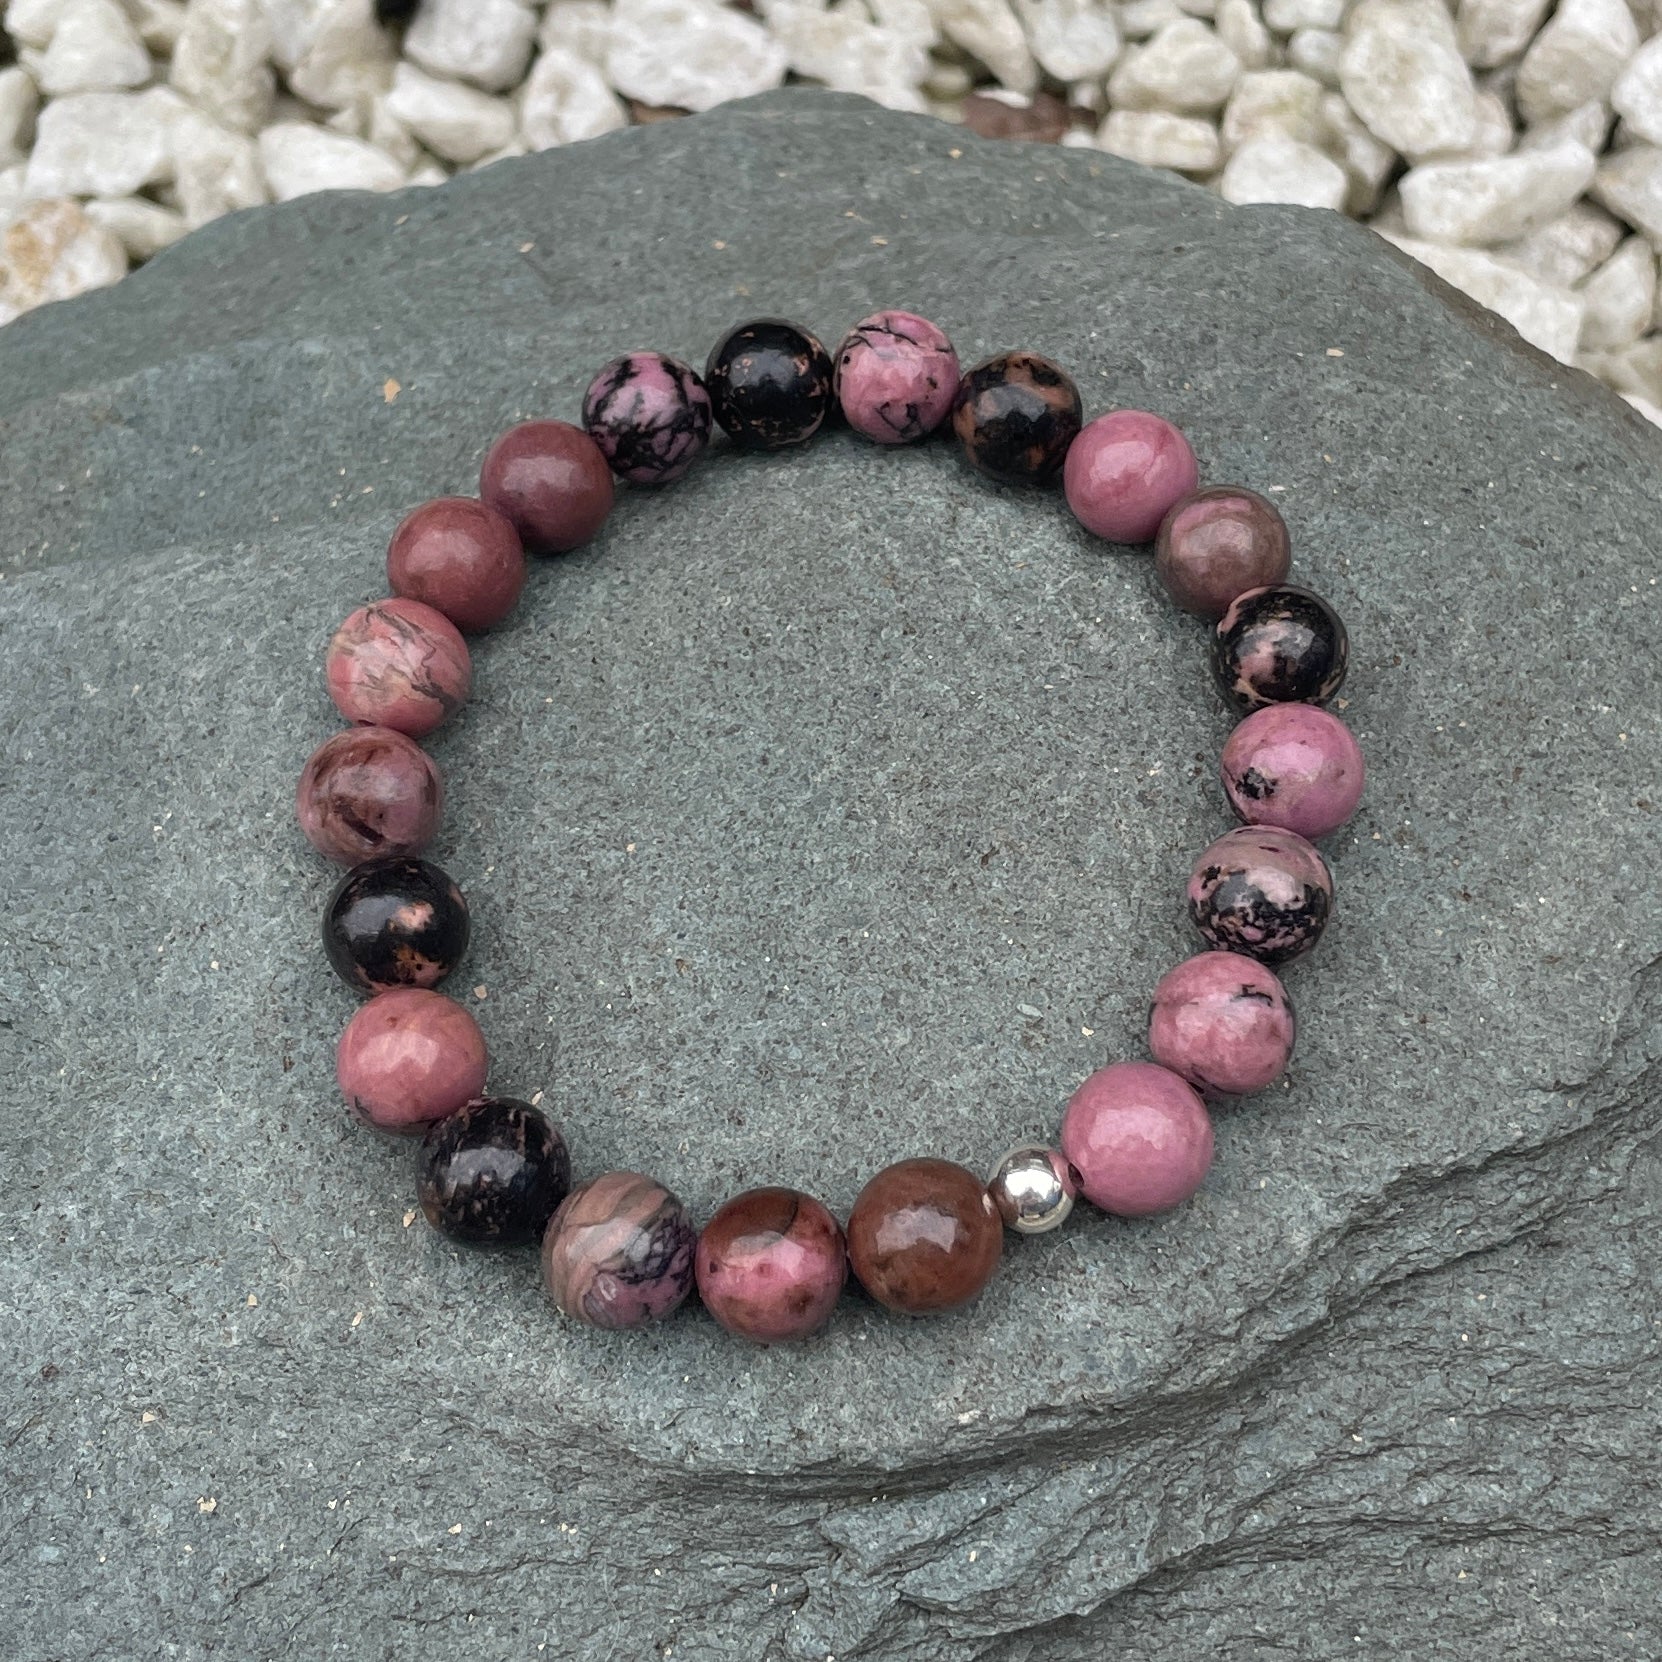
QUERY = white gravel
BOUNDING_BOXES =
[3,0,1662,419]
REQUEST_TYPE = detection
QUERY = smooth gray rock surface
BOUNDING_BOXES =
[1,90,1659,1660]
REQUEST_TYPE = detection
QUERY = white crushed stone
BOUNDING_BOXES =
[0,0,1659,423]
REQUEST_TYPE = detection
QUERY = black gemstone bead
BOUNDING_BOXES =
[704,318,834,450]
[322,855,469,994]
[951,352,1083,486]
[1212,584,1349,711]
[419,1098,572,1246]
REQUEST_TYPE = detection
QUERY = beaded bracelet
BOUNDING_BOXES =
[295,310,1362,1344]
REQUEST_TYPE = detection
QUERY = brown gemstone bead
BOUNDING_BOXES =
[386,496,527,633]
[479,419,614,555]
[846,1157,1003,1316]
[1154,485,1292,620]
[695,1186,847,1344]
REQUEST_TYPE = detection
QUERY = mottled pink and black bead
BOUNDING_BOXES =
[322,854,470,993]
[336,987,487,1134]
[296,725,442,865]
[1188,825,1333,966]
[419,1098,571,1245]
[952,352,1082,485]
[582,352,713,484]
[325,597,471,738]
[834,310,960,444]
[705,318,835,450]
[1222,702,1366,840]
[1148,951,1295,1098]
[1155,486,1291,620]
[695,1186,847,1343]
[541,1171,697,1329]
[1213,584,1349,712]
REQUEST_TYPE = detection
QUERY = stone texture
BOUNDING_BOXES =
[1221,131,1347,206]
[760,0,930,111]
[1457,0,1554,67]
[403,0,537,92]
[22,86,177,197]
[0,194,125,322]
[1385,230,1587,358]
[1578,233,1659,349]
[1515,0,1639,125]
[169,0,277,133]
[34,0,153,96]
[1613,33,1662,148]
[518,44,629,149]
[1221,67,1325,151]
[605,0,790,112]
[256,119,405,198]
[0,67,41,170]
[1098,106,1221,170]
[1108,17,1241,112]
[83,193,190,257]
[1399,141,1596,245]
[1340,0,1482,161]
[1592,141,1662,245]
[1013,0,1121,80]
[0,89,1658,1662]
[382,61,516,165]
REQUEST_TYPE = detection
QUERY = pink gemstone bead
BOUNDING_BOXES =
[695,1186,848,1343]
[1148,951,1295,1099]
[336,987,488,1134]
[479,419,614,555]
[1059,1060,1214,1217]
[1221,702,1366,840]
[295,725,442,865]
[1063,410,1199,545]
[834,311,960,444]
[386,496,527,633]
[325,597,471,738]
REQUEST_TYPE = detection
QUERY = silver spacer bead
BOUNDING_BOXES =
[986,1144,1079,1235]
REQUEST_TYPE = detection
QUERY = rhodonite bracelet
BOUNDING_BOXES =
[295,310,1363,1344]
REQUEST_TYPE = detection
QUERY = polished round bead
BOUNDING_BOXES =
[1059,1060,1214,1217]
[1188,825,1333,965]
[1155,485,1292,619]
[295,725,442,865]
[834,310,960,444]
[418,1097,571,1245]
[1222,702,1366,839]
[385,496,527,633]
[541,1171,697,1329]
[322,854,470,993]
[695,1186,848,1343]
[1213,584,1349,711]
[1148,951,1296,1099]
[479,419,614,554]
[704,318,835,450]
[986,1145,1079,1234]
[951,351,1082,485]
[1062,409,1199,544]
[846,1157,1003,1316]
[582,351,713,484]
[325,596,471,738]
[336,987,487,1134]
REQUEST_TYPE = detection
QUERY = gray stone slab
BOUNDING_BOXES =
[1,89,1658,1660]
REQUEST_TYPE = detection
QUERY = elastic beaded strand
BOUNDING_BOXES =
[297,310,1364,1344]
